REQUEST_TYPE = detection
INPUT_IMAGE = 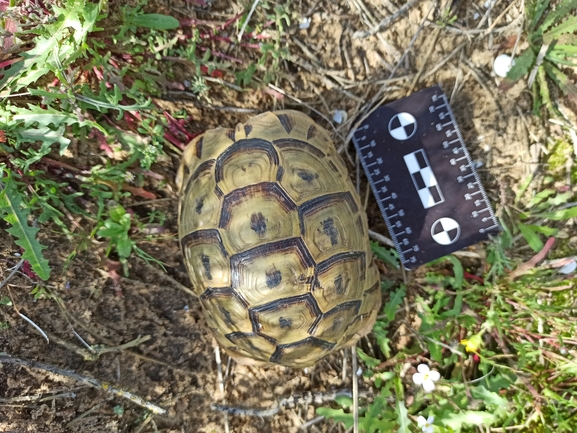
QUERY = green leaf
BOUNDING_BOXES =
[544,16,577,43]
[525,224,558,236]
[0,174,51,280]
[518,223,544,252]
[371,241,399,268]
[534,205,577,220]
[506,49,536,81]
[395,399,410,433]
[442,411,498,432]
[0,0,100,91]
[316,407,353,428]
[543,62,577,98]
[128,13,180,30]
[383,284,406,321]
[539,0,577,33]
[527,188,556,208]
[0,296,13,306]
[529,0,552,32]
[357,347,381,368]
[470,385,508,407]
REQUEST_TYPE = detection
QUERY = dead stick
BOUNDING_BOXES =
[0,353,166,415]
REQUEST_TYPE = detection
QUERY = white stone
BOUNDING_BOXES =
[493,54,515,78]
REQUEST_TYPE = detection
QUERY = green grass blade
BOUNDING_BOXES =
[543,61,577,99]
[529,0,552,33]
[0,175,51,280]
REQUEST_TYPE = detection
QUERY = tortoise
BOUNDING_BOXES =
[176,110,381,368]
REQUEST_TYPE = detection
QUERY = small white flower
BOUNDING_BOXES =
[412,364,440,392]
[418,415,435,433]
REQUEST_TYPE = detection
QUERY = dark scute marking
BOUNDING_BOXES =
[230,238,316,291]
[200,288,248,308]
[219,306,233,326]
[226,129,236,141]
[195,197,204,214]
[183,159,215,199]
[219,182,296,229]
[276,113,295,134]
[225,331,276,348]
[182,163,190,178]
[334,274,345,295]
[279,317,292,329]
[296,169,318,183]
[328,160,341,174]
[201,254,212,280]
[195,136,204,158]
[273,138,326,158]
[265,267,282,288]
[250,293,322,326]
[244,124,253,137]
[308,300,361,335]
[214,138,279,184]
[306,124,317,140]
[250,212,267,235]
[364,280,380,295]
[180,229,228,258]
[356,215,365,236]
[298,192,359,236]
[322,218,339,246]
[317,251,366,277]
[276,165,284,182]
[269,336,335,364]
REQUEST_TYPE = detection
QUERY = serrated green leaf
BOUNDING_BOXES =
[442,411,498,432]
[10,104,99,130]
[357,347,381,368]
[539,0,577,33]
[315,407,353,428]
[0,0,99,91]
[543,62,577,99]
[383,284,406,321]
[544,15,577,43]
[128,14,180,30]
[518,223,544,252]
[395,399,410,433]
[371,241,399,268]
[506,49,536,81]
[470,385,508,407]
[0,175,50,280]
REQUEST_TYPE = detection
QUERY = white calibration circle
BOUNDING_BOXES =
[388,112,417,140]
[431,217,461,245]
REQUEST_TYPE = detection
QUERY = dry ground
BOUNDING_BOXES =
[0,0,558,432]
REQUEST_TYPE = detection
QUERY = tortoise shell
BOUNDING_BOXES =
[176,110,381,368]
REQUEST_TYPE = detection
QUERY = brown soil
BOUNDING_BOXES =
[0,0,553,432]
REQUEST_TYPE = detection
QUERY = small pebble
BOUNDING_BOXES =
[356,367,363,376]
[559,260,576,275]
[332,110,347,124]
[473,12,480,19]
[299,17,311,29]
[493,54,515,78]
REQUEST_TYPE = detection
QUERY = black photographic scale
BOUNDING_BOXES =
[352,85,500,269]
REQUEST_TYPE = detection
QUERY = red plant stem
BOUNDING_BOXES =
[220,12,243,30]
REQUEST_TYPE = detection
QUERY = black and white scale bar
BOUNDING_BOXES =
[352,85,499,269]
